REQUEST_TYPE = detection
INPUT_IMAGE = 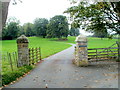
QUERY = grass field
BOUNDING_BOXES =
[1,36,118,53]
[66,36,118,48]
[1,37,71,58]
[1,36,118,86]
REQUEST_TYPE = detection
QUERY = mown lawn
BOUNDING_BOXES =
[1,36,118,53]
[66,36,118,48]
[1,37,71,58]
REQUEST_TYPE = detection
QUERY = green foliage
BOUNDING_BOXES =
[46,15,69,39]
[2,22,20,40]
[2,65,34,86]
[18,25,25,35]
[86,11,108,38]
[33,18,48,38]
[23,23,35,37]
[64,1,120,36]
[69,27,79,36]
[2,15,69,40]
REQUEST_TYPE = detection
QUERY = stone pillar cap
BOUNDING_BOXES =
[75,34,87,42]
[17,35,29,43]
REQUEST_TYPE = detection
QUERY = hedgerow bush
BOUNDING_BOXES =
[2,65,34,86]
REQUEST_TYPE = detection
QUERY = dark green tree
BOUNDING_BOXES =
[2,21,20,40]
[46,15,69,39]
[2,27,8,40]
[33,18,48,38]
[18,25,25,36]
[23,23,34,37]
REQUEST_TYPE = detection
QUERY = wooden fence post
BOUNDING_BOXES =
[32,48,34,64]
[36,47,38,63]
[8,53,13,71]
[39,47,41,60]
[116,41,120,62]
[29,48,31,65]
[15,52,18,67]
[96,49,98,61]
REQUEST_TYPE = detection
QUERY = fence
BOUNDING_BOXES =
[29,47,41,65]
[88,47,118,61]
[2,47,42,72]
[2,52,18,72]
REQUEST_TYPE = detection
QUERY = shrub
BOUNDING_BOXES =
[2,65,34,86]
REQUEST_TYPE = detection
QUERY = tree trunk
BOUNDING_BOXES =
[2,1,10,28]
[0,2,2,38]
[0,1,10,39]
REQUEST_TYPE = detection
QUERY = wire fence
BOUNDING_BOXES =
[2,47,42,72]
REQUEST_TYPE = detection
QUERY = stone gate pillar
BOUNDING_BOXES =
[17,35,29,67]
[74,34,88,66]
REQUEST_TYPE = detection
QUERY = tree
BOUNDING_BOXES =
[87,13,108,39]
[97,2,120,35]
[68,0,120,18]
[64,1,120,36]
[2,21,20,40]
[2,17,20,40]
[69,27,79,36]
[33,18,48,38]
[23,23,34,37]
[1,0,119,33]
[18,25,25,36]
[46,15,69,39]
[1,0,23,40]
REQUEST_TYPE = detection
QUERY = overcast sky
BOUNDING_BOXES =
[8,0,71,24]
[7,0,92,35]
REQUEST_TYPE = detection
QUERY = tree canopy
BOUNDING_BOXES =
[64,1,120,36]
[46,15,69,39]
[23,23,34,37]
[33,18,48,38]
[2,21,20,40]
